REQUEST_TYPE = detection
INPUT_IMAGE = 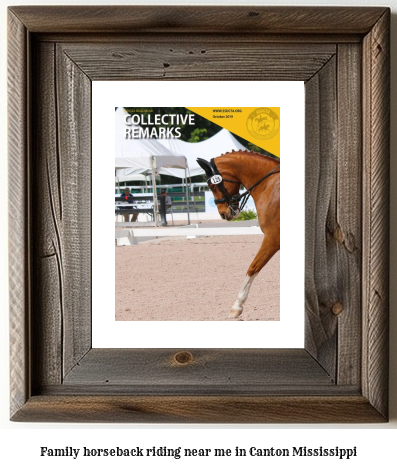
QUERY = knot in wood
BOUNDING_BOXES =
[333,225,344,244]
[174,351,194,365]
[331,302,344,316]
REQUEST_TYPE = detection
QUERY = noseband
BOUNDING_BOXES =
[207,158,280,215]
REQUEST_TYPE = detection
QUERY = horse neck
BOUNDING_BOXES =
[219,153,279,193]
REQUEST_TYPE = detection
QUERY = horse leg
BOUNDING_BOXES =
[230,273,259,318]
[229,233,279,318]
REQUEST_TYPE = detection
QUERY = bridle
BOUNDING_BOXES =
[206,158,280,216]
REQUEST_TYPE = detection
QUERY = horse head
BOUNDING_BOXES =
[197,157,241,221]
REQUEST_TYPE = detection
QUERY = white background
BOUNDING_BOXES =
[92,81,304,348]
[1,0,396,469]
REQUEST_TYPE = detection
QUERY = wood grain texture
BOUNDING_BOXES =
[34,33,363,45]
[31,42,92,388]
[59,42,335,82]
[55,45,91,377]
[31,42,63,388]
[62,349,334,392]
[304,56,338,377]
[8,6,390,423]
[335,44,362,386]
[9,6,387,34]
[11,396,385,424]
[362,9,390,419]
[8,10,30,419]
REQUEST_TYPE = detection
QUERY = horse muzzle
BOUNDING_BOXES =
[220,206,238,221]
[232,208,241,219]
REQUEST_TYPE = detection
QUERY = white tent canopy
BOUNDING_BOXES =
[115,174,153,183]
[115,107,187,176]
[157,128,248,178]
[115,107,189,224]
[115,107,247,179]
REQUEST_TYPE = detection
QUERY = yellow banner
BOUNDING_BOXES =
[186,107,280,157]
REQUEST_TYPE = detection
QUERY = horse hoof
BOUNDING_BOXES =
[229,308,243,318]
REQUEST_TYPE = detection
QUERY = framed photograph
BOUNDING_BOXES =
[8,6,390,423]
[93,83,304,348]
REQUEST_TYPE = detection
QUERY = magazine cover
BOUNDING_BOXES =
[114,107,280,322]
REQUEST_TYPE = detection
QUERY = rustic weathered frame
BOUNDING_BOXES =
[8,6,390,423]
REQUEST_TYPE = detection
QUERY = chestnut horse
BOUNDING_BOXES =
[197,151,280,318]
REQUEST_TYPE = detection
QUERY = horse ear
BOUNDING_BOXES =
[196,158,213,177]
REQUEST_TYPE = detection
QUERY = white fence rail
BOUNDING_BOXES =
[115,226,262,246]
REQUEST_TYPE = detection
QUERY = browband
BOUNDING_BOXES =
[210,158,280,211]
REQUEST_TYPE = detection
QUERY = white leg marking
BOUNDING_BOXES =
[229,273,258,318]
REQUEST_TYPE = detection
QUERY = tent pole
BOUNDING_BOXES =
[185,168,190,225]
[116,173,120,193]
[151,156,159,226]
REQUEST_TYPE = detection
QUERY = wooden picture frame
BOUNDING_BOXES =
[8,6,390,423]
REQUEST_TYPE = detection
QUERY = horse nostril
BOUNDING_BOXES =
[221,213,226,220]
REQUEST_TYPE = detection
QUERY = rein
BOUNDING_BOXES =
[208,158,280,213]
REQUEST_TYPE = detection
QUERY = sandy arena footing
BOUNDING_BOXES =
[115,235,280,321]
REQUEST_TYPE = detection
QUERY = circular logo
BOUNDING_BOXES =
[209,197,216,207]
[210,175,222,185]
[246,108,280,140]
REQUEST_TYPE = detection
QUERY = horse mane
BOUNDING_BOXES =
[219,149,280,164]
